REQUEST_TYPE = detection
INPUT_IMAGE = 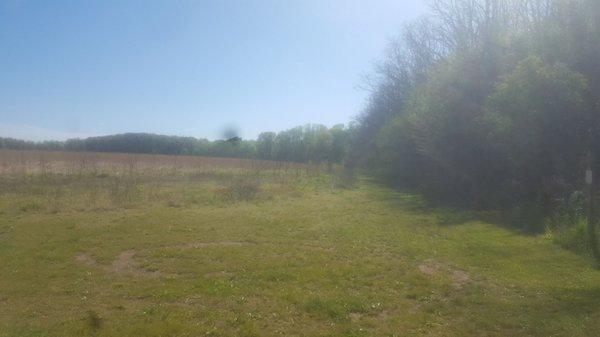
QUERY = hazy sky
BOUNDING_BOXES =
[0,0,426,140]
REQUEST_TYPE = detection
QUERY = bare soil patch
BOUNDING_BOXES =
[75,252,97,267]
[348,312,362,323]
[75,250,159,277]
[106,250,159,277]
[418,260,471,287]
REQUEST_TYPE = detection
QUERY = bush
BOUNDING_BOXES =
[546,218,591,256]
[544,191,592,255]
[217,178,260,202]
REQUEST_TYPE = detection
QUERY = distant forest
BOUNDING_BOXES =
[0,123,350,164]
[3,0,600,232]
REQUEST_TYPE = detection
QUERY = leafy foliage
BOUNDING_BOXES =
[351,0,600,231]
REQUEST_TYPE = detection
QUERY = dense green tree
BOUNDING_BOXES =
[256,132,276,160]
[351,0,600,232]
[483,56,591,206]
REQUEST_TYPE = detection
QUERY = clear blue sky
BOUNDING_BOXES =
[0,0,425,141]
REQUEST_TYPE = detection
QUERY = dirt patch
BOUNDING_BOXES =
[348,312,362,323]
[418,262,440,277]
[418,260,471,287]
[376,308,403,321]
[75,252,98,267]
[75,250,159,277]
[451,270,471,286]
[106,250,137,273]
[106,250,159,277]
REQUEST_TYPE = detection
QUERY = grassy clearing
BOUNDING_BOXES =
[0,151,599,336]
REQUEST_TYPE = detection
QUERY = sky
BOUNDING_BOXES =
[0,0,426,141]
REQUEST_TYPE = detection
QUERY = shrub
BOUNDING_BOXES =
[546,218,591,256]
[20,200,42,212]
[217,178,260,202]
[544,191,592,255]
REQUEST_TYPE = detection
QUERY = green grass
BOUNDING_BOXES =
[1,170,600,336]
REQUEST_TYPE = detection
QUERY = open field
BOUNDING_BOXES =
[1,150,600,336]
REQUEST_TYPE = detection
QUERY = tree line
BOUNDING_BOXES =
[0,124,351,164]
[349,0,600,231]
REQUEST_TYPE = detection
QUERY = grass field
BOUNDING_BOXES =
[1,150,600,336]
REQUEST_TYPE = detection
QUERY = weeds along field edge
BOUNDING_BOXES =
[0,150,356,214]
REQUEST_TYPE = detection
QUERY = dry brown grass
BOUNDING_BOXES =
[0,149,308,176]
[0,149,335,214]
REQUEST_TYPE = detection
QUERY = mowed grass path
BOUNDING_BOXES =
[1,180,600,336]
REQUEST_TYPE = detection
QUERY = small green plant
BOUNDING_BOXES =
[20,200,42,212]
[543,191,592,256]
[545,217,592,256]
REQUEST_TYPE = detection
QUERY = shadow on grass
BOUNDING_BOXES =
[540,286,600,321]
[361,175,538,234]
